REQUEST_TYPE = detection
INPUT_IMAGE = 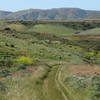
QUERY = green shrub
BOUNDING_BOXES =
[0,69,10,77]
[15,64,26,70]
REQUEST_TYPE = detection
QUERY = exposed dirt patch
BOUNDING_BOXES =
[12,66,38,77]
[68,64,100,76]
[25,66,38,74]
[0,66,38,80]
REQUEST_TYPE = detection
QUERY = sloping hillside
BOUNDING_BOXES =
[1,8,100,20]
[79,28,100,35]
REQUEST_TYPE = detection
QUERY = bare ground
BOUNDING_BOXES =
[68,64,100,76]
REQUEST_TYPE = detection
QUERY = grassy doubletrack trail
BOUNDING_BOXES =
[41,61,70,100]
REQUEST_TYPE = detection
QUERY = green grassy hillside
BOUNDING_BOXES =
[0,21,78,37]
[29,24,76,36]
[79,28,100,35]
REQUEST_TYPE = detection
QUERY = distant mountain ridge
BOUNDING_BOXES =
[0,10,12,19]
[1,8,100,20]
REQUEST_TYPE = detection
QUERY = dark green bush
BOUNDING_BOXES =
[0,69,10,77]
[15,64,26,70]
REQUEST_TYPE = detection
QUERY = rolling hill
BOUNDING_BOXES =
[1,8,100,20]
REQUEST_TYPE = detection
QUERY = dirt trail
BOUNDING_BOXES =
[42,61,66,100]
[55,65,68,100]
[45,61,69,100]
[56,63,79,100]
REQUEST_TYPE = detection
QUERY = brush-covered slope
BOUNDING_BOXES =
[0,21,100,100]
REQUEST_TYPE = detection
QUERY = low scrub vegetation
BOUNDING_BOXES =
[0,20,100,100]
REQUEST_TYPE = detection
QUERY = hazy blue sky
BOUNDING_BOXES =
[0,0,99,11]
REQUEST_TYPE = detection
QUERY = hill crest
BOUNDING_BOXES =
[1,8,100,20]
